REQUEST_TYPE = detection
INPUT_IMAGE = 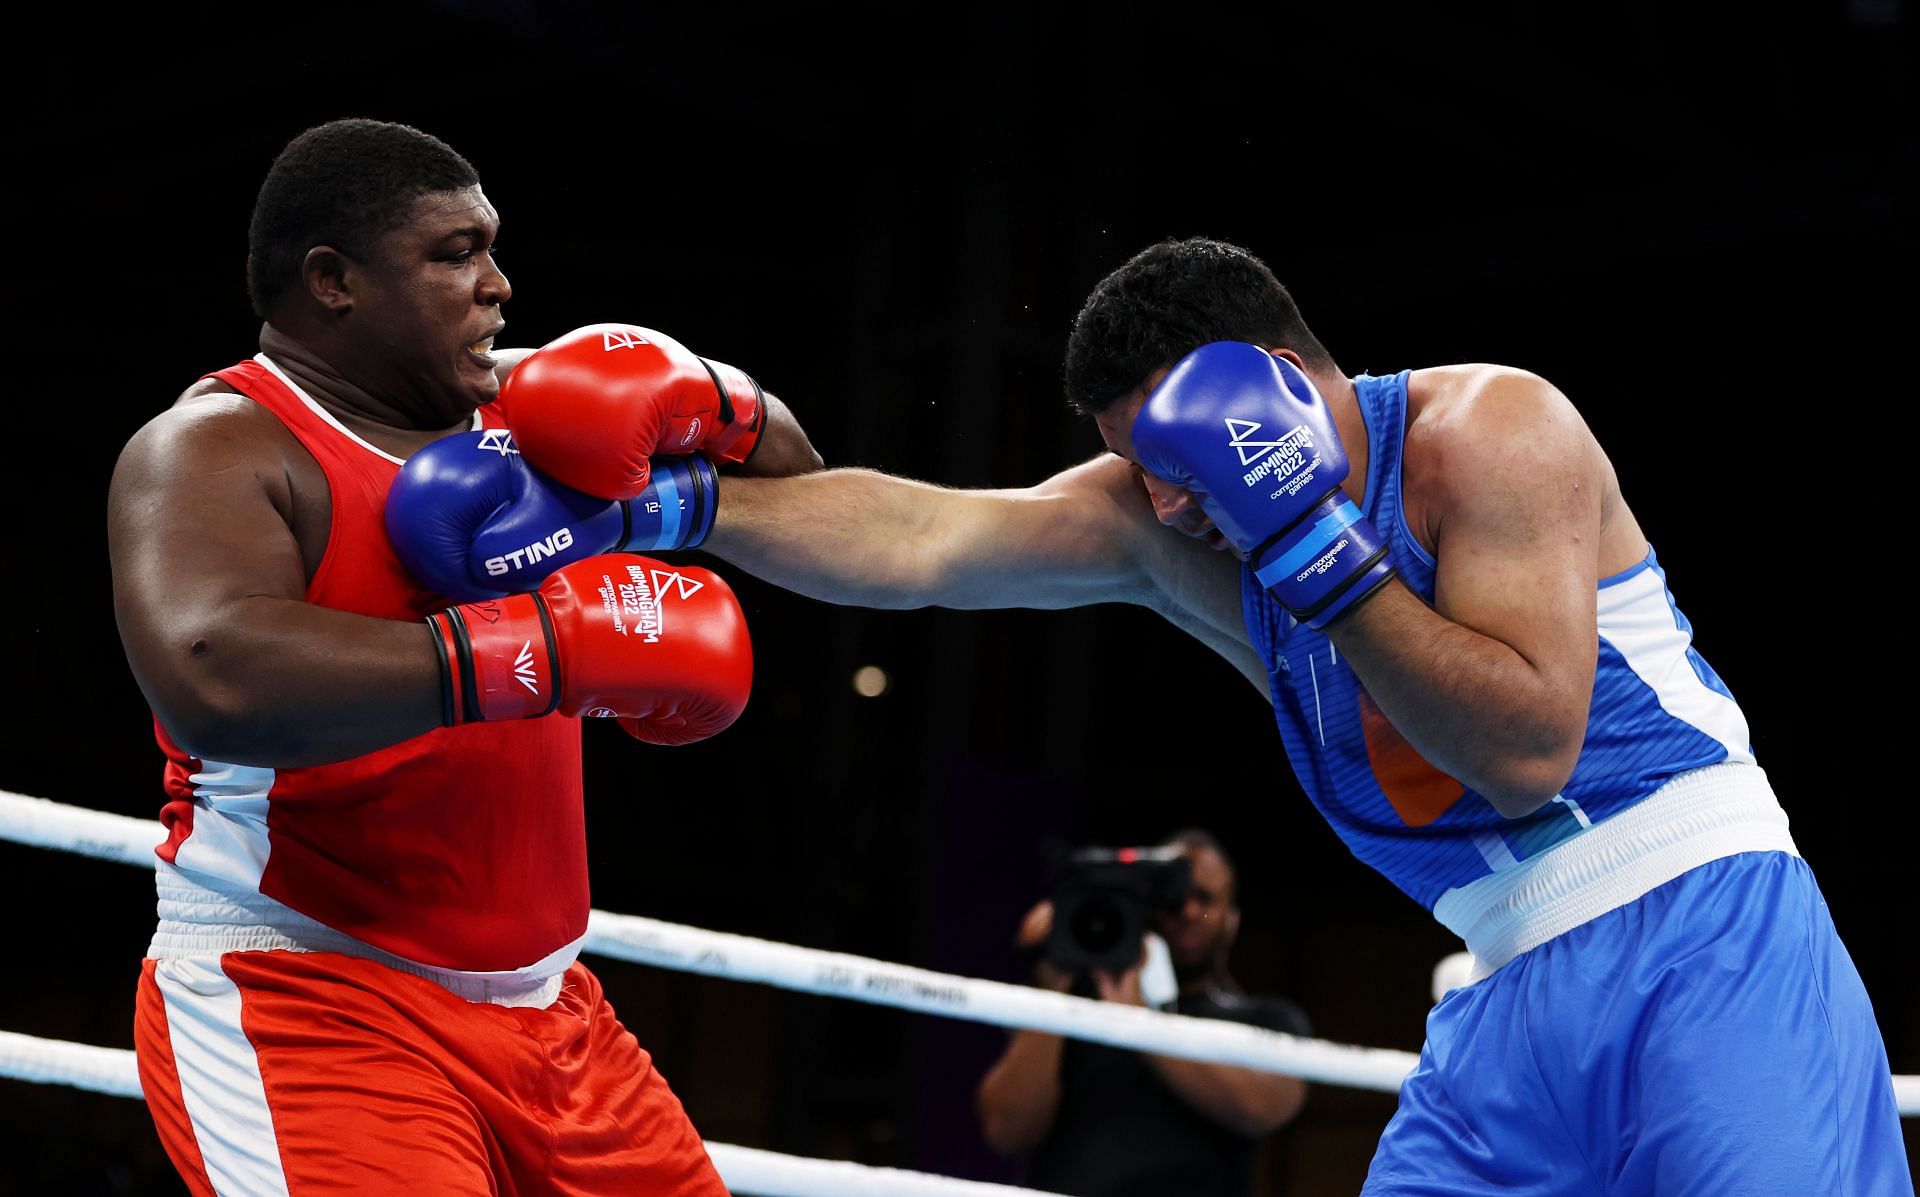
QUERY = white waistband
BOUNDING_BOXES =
[149,862,579,1009]
[1432,762,1796,980]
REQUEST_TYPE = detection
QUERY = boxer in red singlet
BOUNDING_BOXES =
[107,118,819,1196]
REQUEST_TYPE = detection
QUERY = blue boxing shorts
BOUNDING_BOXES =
[1364,851,1911,1196]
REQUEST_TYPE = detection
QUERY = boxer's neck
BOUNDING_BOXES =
[259,323,469,446]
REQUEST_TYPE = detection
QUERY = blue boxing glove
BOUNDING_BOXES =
[1132,343,1395,629]
[385,427,718,602]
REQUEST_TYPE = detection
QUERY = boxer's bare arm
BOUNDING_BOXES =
[707,455,1268,691]
[108,396,444,767]
[1329,369,1605,817]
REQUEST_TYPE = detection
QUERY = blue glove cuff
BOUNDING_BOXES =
[617,455,718,552]
[1253,494,1396,628]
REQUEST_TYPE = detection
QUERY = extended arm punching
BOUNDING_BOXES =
[704,455,1270,691]
[480,327,1262,686]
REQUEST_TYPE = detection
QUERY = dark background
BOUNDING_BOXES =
[4,1,1913,1192]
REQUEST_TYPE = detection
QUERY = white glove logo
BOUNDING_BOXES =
[650,569,705,602]
[602,330,652,352]
[1224,417,1309,466]
[476,428,519,456]
[512,641,540,694]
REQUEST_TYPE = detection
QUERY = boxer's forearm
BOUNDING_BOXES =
[706,468,1141,612]
[706,469,1003,608]
[1330,582,1587,818]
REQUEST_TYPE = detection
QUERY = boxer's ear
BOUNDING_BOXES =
[303,245,353,315]
[1265,345,1309,371]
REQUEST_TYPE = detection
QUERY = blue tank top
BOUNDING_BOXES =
[1242,371,1755,911]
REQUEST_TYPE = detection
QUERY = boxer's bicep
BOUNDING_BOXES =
[1426,378,1602,731]
[1050,457,1266,691]
[111,402,447,764]
[108,404,310,725]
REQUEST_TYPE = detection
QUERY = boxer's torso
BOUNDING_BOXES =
[150,353,590,975]
[1243,368,1759,912]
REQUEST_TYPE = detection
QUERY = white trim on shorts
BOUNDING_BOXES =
[1433,761,1796,980]
[153,956,294,1197]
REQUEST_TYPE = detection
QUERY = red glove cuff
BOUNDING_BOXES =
[699,357,765,465]
[429,595,562,724]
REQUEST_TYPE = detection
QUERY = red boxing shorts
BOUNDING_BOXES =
[133,951,727,1196]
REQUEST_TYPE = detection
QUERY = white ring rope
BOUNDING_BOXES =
[0,1031,1053,1197]
[0,790,1413,1090]
[581,911,1415,1090]
[3,789,1914,1115]
[0,1028,143,1099]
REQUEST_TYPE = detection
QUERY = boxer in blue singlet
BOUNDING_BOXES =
[1224,365,1906,1194]
[513,236,1915,1194]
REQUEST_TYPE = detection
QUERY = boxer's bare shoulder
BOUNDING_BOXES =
[112,379,329,583]
[1400,364,1644,572]
[123,387,288,500]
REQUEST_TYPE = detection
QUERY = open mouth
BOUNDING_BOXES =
[466,327,503,368]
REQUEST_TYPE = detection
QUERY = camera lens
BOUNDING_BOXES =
[1069,894,1127,953]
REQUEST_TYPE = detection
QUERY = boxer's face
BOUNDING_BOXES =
[1094,368,1231,552]
[1154,844,1239,976]
[345,185,510,417]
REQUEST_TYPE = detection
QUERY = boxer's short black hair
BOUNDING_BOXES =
[247,118,480,319]
[1064,237,1335,415]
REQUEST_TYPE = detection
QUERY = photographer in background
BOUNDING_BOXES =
[975,830,1310,1196]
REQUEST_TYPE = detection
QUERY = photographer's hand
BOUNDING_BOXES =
[1017,900,1074,993]
[976,900,1072,1155]
[1093,951,1147,1007]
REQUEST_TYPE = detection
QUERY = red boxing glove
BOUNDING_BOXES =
[498,323,765,500]
[426,553,751,744]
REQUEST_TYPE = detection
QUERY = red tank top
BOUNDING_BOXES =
[152,356,588,971]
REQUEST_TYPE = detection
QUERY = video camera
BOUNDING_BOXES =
[1044,844,1192,974]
